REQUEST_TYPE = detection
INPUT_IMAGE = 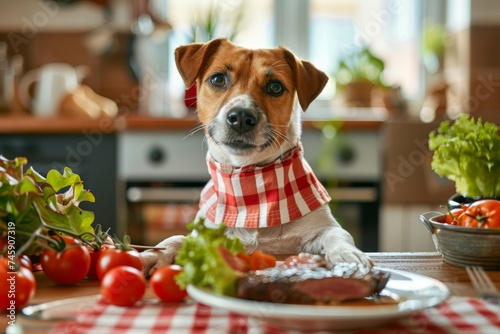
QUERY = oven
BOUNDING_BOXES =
[118,127,382,251]
[118,131,208,245]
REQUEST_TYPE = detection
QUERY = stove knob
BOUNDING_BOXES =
[337,144,355,164]
[149,147,165,164]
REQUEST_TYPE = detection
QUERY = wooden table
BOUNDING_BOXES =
[4,252,500,333]
[368,252,500,297]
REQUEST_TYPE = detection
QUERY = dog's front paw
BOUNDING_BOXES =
[325,246,373,268]
[140,235,185,276]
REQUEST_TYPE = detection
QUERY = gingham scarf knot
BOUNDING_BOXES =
[199,143,331,228]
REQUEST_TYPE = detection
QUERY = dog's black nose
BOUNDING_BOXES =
[226,108,258,133]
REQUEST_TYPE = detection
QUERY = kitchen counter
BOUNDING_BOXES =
[0,112,385,134]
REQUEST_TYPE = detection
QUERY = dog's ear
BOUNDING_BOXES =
[174,38,226,89]
[282,49,329,111]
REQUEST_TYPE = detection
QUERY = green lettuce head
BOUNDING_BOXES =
[429,114,500,197]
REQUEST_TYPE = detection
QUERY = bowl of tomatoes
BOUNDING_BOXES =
[419,199,500,270]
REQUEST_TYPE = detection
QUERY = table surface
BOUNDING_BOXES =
[4,252,500,333]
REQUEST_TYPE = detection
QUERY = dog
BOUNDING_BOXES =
[141,38,372,275]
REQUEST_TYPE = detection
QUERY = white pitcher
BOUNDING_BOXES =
[18,63,88,117]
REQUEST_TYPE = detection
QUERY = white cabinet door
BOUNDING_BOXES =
[380,204,441,252]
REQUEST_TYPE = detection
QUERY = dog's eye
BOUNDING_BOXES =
[209,73,226,88]
[267,80,285,97]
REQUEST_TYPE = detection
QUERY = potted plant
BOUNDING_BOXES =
[182,3,244,108]
[333,46,388,107]
[422,23,450,74]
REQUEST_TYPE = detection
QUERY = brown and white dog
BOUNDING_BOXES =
[141,38,371,275]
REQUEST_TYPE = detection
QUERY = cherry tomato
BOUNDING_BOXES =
[86,248,103,280]
[86,242,115,280]
[461,199,500,228]
[40,235,91,285]
[0,257,36,310]
[101,266,146,306]
[150,265,188,303]
[96,248,143,280]
[444,208,465,225]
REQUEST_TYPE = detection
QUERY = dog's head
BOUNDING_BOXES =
[175,38,328,166]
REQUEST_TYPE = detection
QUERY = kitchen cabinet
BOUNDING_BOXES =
[379,120,454,252]
[380,204,437,252]
[445,17,500,124]
[0,133,118,234]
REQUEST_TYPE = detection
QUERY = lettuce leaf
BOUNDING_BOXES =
[429,114,500,197]
[175,219,245,296]
[0,156,95,254]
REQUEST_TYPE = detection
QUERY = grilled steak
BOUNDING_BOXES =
[237,261,390,304]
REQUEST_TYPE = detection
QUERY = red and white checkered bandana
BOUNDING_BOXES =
[199,142,331,228]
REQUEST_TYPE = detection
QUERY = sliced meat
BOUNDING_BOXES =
[237,262,390,304]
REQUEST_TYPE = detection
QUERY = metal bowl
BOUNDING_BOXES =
[419,212,500,270]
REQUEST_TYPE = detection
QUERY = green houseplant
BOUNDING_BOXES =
[333,46,388,107]
[183,2,245,108]
[186,2,244,44]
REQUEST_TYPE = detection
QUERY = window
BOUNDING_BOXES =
[165,0,273,48]
[162,0,274,108]
[161,0,425,106]
[309,0,423,99]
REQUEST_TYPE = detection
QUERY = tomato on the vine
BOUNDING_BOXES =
[101,266,146,306]
[150,265,188,303]
[96,247,143,280]
[0,257,36,310]
[85,232,115,280]
[40,235,90,285]
[86,248,104,280]
[87,241,115,280]
[460,199,500,228]
[444,208,465,225]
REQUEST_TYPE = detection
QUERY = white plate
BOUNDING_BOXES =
[21,295,101,320]
[187,267,451,331]
[19,296,163,330]
[19,295,102,331]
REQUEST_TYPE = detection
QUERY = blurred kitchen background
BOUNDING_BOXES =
[0,0,499,253]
